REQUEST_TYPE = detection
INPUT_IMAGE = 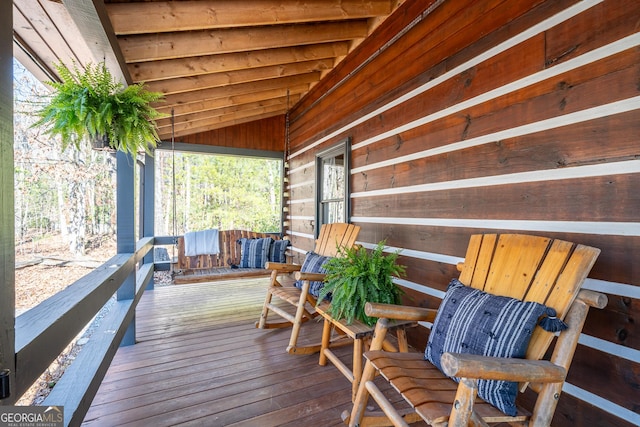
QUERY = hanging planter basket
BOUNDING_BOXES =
[91,135,116,152]
[31,61,165,157]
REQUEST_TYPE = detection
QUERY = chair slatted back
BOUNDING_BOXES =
[457,234,600,360]
[314,223,361,258]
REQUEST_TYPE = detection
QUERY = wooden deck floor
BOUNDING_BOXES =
[81,278,376,426]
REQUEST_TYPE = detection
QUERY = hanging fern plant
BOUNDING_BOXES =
[317,241,406,326]
[32,61,165,157]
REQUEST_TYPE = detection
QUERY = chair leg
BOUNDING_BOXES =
[255,271,279,329]
[365,381,410,427]
[287,280,318,354]
[319,318,333,366]
[347,359,379,426]
[448,378,478,427]
[347,318,391,425]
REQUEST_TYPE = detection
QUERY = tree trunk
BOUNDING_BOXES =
[184,160,191,232]
[66,178,87,256]
[57,179,68,237]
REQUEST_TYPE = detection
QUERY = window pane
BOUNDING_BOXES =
[316,137,350,233]
[322,201,344,223]
[321,154,345,201]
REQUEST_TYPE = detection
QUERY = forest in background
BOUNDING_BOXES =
[14,59,283,259]
[13,59,283,406]
[154,151,282,238]
[14,60,116,257]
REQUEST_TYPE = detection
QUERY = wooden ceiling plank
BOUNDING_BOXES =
[37,0,96,68]
[157,97,291,126]
[156,84,309,117]
[161,107,287,140]
[107,0,392,35]
[156,95,300,129]
[159,72,320,106]
[119,20,369,63]
[129,42,349,82]
[61,0,131,84]
[13,39,54,83]
[12,5,61,79]
[13,0,94,80]
[162,111,287,140]
[145,59,333,96]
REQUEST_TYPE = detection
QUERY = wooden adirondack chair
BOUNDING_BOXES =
[346,233,606,427]
[255,222,360,354]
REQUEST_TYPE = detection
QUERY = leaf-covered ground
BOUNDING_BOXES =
[14,234,172,405]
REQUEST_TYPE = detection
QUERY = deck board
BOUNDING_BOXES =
[82,278,392,426]
[83,278,425,426]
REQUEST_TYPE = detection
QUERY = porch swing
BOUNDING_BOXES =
[166,109,290,285]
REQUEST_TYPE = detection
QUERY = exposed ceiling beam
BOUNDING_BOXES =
[161,108,287,140]
[156,84,309,117]
[119,20,369,63]
[61,0,131,84]
[156,97,296,133]
[144,59,333,96]
[16,0,401,139]
[128,42,349,82]
[13,34,57,83]
[159,73,320,107]
[107,0,392,35]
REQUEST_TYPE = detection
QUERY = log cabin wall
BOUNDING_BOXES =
[284,0,640,425]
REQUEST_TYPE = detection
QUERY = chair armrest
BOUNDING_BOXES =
[265,262,301,272]
[365,302,438,323]
[294,271,326,282]
[441,353,566,383]
[577,289,608,309]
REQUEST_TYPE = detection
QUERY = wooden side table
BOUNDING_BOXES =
[315,301,414,401]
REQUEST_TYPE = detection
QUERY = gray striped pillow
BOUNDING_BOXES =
[425,279,547,416]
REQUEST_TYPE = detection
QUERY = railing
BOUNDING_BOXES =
[14,237,155,427]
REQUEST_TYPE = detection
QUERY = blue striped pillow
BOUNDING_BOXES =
[294,251,331,299]
[268,239,291,263]
[425,279,547,416]
[238,238,272,268]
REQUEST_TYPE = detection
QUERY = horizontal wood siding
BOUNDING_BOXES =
[285,0,640,425]
[178,115,285,152]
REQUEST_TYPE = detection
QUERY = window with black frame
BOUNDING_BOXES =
[316,138,350,237]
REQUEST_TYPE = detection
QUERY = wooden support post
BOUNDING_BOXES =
[142,153,155,290]
[0,0,15,404]
[117,151,136,346]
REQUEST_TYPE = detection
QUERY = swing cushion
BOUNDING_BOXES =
[238,237,273,268]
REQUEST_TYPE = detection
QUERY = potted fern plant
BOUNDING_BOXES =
[32,61,164,156]
[317,241,405,326]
